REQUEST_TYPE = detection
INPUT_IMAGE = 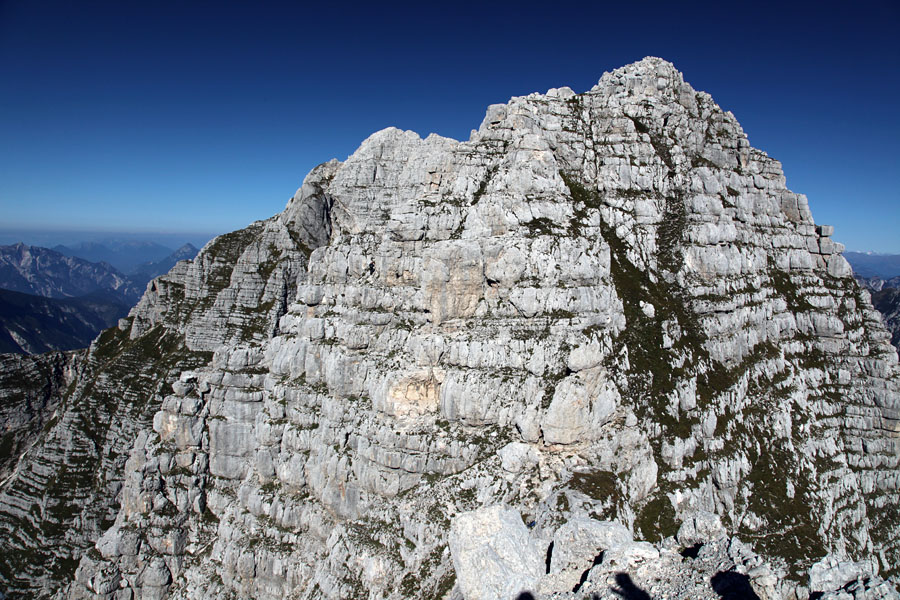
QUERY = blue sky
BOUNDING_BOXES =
[1,1,898,251]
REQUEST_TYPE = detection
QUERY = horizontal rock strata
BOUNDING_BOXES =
[0,57,897,600]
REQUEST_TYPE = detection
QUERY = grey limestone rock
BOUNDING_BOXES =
[808,555,898,599]
[676,510,727,546]
[1,57,899,600]
[448,505,545,600]
[0,350,76,481]
[497,441,540,473]
[548,518,632,589]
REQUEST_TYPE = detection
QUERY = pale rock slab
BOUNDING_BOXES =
[448,505,545,600]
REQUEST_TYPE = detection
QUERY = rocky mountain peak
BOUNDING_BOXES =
[0,58,898,600]
[594,55,686,91]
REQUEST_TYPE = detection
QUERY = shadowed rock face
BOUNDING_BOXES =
[0,288,130,354]
[0,351,76,481]
[1,57,899,600]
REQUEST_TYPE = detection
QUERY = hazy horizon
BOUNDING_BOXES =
[0,228,218,252]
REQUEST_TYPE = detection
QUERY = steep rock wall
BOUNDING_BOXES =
[1,57,897,600]
[67,57,900,600]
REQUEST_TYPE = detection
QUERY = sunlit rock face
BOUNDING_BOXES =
[1,57,899,600]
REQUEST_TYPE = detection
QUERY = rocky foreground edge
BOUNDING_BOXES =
[0,57,898,600]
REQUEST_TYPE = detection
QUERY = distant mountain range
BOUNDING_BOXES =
[0,243,141,302]
[0,242,200,355]
[854,275,900,293]
[844,251,900,279]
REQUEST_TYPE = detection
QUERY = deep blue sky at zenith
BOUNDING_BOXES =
[1,1,898,251]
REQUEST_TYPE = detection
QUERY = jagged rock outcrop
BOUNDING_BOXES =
[127,214,314,351]
[449,504,545,599]
[1,57,899,600]
[444,504,898,599]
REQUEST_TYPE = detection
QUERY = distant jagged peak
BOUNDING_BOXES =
[169,242,199,259]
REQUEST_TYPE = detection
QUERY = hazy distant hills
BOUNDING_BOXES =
[0,242,200,355]
[0,288,128,354]
[53,239,175,273]
[130,243,199,288]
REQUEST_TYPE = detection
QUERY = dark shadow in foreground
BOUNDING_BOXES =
[610,573,652,600]
[680,542,703,559]
[516,593,536,600]
[573,552,605,593]
[711,571,762,600]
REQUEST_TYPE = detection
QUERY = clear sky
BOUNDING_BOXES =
[1,1,898,251]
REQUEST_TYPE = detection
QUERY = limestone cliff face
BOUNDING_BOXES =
[1,57,898,600]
